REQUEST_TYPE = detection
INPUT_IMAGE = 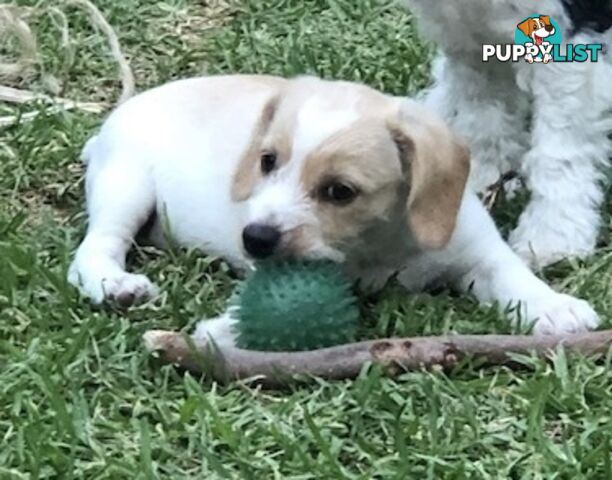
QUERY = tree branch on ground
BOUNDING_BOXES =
[143,329,612,388]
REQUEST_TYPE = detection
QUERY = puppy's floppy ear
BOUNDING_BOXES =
[389,100,470,250]
[231,93,280,201]
[517,18,534,36]
[540,15,552,26]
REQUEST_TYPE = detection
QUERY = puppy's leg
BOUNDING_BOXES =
[68,147,158,305]
[193,312,238,349]
[510,55,612,266]
[541,42,552,64]
[400,193,600,334]
[422,55,529,192]
[524,43,535,64]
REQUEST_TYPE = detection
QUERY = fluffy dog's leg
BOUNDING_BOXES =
[68,139,158,305]
[400,193,600,335]
[422,56,530,193]
[510,53,612,267]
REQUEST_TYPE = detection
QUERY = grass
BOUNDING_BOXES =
[1,0,611,478]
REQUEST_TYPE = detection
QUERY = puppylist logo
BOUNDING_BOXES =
[483,14,603,63]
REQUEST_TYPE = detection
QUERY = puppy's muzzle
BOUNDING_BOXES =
[242,223,281,259]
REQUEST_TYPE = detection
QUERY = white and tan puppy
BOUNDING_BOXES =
[68,75,599,345]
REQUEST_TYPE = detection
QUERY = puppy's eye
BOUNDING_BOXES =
[320,182,358,205]
[260,151,277,175]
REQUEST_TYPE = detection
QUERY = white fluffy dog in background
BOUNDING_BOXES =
[404,0,612,267]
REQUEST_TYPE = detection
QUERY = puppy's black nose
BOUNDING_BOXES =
[545,24,554,32]
[242,223,281,258]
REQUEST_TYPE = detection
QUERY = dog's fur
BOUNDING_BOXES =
[68,75,599,345]
[404,0,612,267]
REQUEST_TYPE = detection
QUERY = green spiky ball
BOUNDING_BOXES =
[231,261,359,351]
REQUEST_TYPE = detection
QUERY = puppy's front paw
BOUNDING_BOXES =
[528,294,600,335]
[69,262,158,306]
[193,313,238,348]
[102,273,159,307]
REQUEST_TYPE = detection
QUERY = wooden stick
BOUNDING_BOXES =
[143,329,612,387]
[0,102,106,128]
[0,85,106,110]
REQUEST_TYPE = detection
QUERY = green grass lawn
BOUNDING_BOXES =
[1,0,612,478]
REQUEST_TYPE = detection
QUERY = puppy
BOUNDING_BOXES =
[68,75,599,346]
[517,15,556,62]
[403,0,612,267]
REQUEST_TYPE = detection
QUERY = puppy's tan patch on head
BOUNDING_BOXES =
[517,15,552,36]
[231,93,292,201]
[391,101,470,249]
[539,15,552,27]
[302,120,401,196]
[517,17,536,36]
[300,119,404,244]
